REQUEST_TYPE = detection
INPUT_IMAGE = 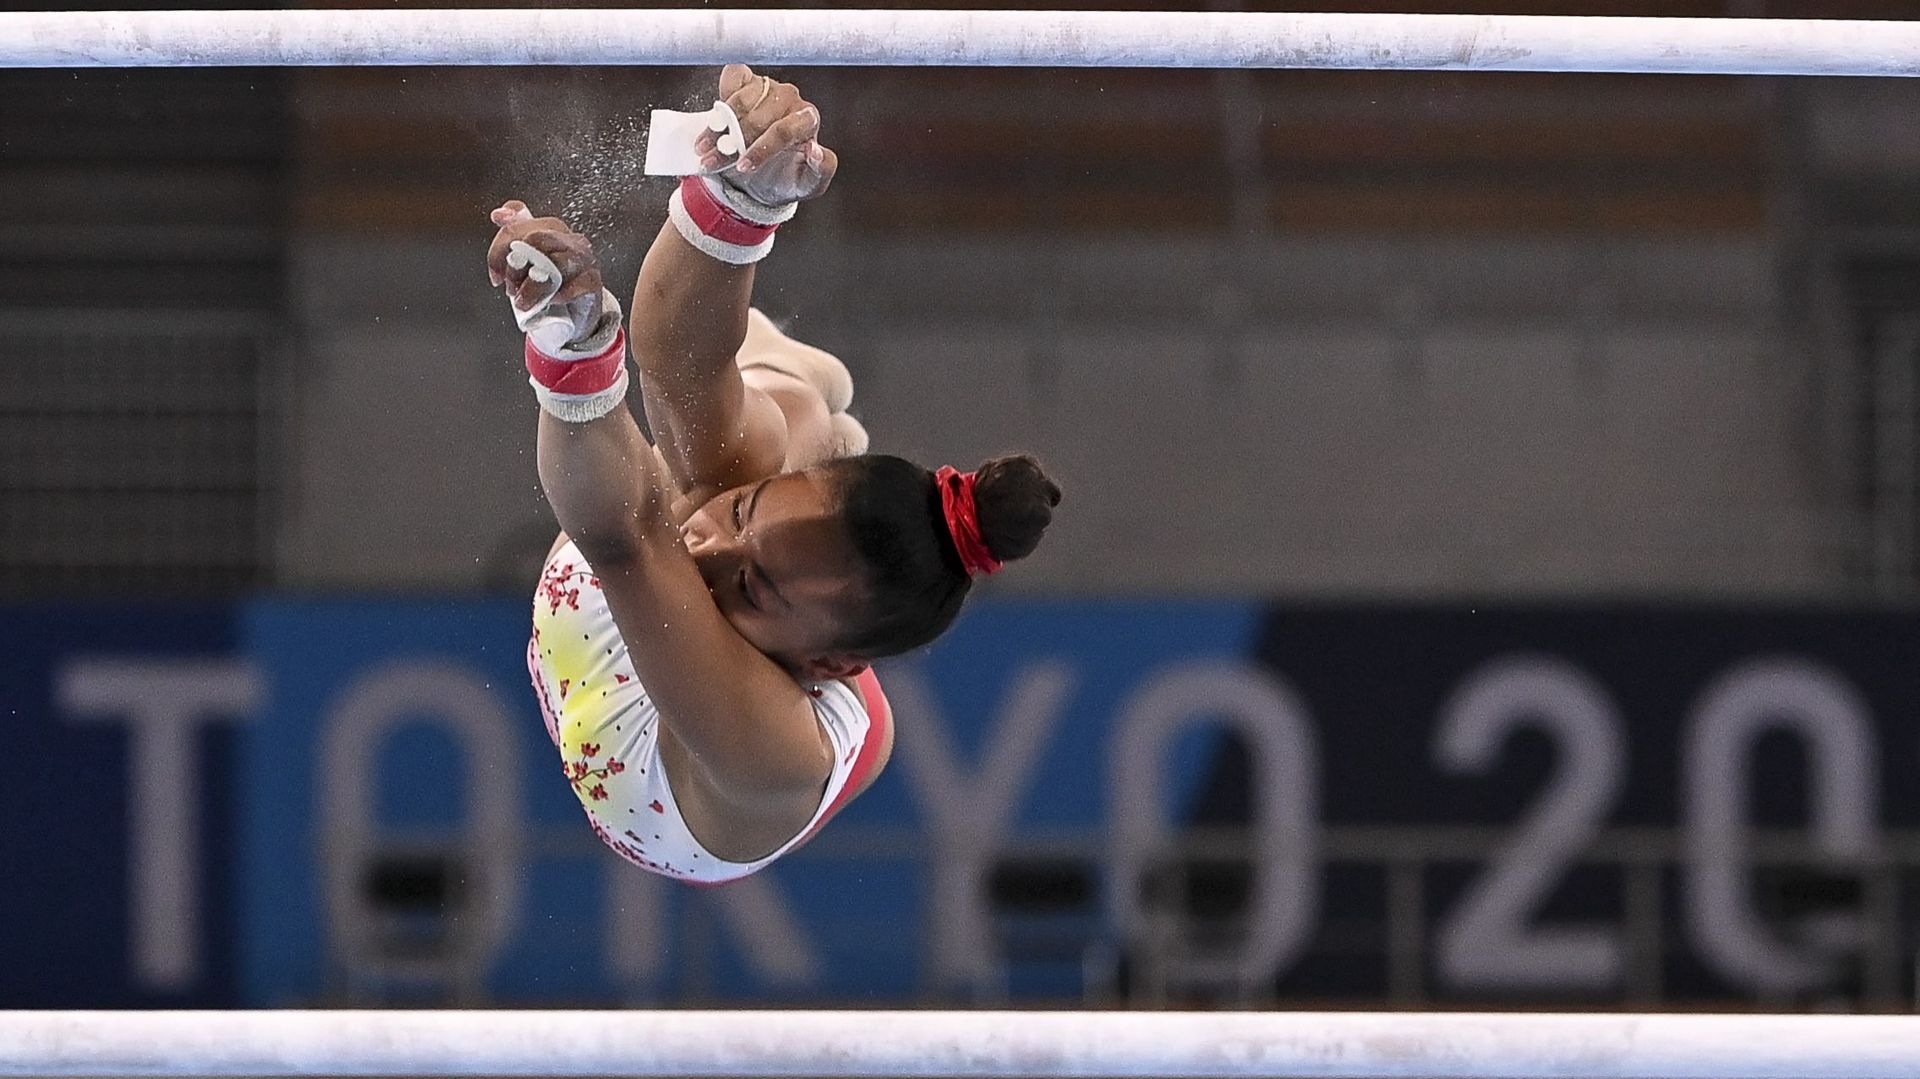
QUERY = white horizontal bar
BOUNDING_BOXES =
[1,9,1918,74]
[4,1011,1920,1078]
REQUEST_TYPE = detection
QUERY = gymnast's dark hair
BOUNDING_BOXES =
[822,453,1062,657]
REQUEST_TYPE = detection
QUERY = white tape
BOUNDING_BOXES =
[504,240,563,331]
[645,99,745,176]
[507,240,556,284]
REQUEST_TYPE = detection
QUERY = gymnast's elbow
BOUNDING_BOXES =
[556,517,642,572]
[539,487,673,573]
[561,494,682,570]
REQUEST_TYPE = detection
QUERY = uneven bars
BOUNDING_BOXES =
[1,9,1919,73]
[4,1010,1920,1078]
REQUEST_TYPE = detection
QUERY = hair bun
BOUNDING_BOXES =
[970,454,1062,564]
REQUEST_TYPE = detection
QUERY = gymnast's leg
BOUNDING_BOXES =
[736,308,869,468]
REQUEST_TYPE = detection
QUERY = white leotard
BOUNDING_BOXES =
[527,540,891,884]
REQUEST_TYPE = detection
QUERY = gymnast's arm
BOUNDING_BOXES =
[627,222,782,503]
[486,208,832,796]
[534,398,834,799]
[628,64,838,508]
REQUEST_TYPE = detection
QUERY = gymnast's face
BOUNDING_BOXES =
[680,469,871,680]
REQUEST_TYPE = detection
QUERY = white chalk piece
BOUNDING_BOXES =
[645,99,746,176]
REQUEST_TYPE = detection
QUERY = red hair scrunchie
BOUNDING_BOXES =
[936,466,1003,577]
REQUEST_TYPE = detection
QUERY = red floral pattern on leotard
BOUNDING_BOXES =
[564,742,626,803]
[529,539,881,885]
[540,559,584,615]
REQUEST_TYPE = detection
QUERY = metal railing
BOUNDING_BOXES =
[324,822,1920,1011]
[0,309,280,593]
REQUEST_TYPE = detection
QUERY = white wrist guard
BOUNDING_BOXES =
[518,284,629,423]
[531,367,629,424]
[667,175,797,266]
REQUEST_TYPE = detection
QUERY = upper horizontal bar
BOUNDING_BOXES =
[4,1010,1920,1078]
[2,9,1919,73]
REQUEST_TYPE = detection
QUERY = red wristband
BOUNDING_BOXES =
[525,326,626,396]
[678,175,779,247]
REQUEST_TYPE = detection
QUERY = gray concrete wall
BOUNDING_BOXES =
[276,232,1838,598]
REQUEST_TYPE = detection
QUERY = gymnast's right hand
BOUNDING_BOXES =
[699,64,838,206]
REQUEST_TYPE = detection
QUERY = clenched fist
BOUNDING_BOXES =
[486,200,605,314]
[699,64,838,205]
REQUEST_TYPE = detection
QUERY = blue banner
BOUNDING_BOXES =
[0,604,242,1006]
[231,597,1260,1004]
[10,597,1920,1008]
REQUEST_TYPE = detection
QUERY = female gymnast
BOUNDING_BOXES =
[488,65,1062,884]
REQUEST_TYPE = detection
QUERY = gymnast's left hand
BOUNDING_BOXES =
[699,64,838,205]
[485,200,605,312]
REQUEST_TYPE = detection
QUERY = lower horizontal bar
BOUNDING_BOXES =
[3,1010,1919,1078]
